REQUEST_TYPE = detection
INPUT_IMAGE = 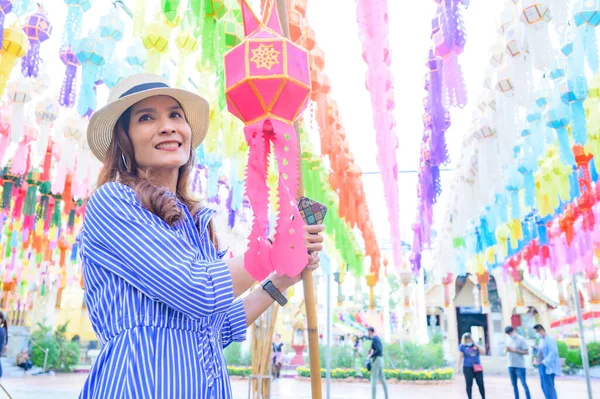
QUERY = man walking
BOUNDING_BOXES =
[533,324,561,399]
[367,327,389,399]
[505,326,531,399]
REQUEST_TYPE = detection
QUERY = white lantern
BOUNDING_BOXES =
[496,65,515,93]
[490,42,505,67]
[520,0,551,25]
[6,78,32,143]
[34,97,60,163]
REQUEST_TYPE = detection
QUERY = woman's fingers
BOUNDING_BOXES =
[306,243,323,252]
[304,224,325,235]
[305,232,324,244]
[304,224,324,254]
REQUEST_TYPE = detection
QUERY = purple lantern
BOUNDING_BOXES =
[22,5,53,78]
[0,0,12,45]
[59,47,80,108]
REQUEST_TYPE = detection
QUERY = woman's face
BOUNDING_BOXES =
[127,95,191,172]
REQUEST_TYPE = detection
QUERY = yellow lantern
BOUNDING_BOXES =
[141,20,171,74]
[0,23,29,97]
[174,30,198,87]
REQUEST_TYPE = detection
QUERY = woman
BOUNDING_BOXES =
[271,333,284,380]
[80,74,324,398]
[458,332,486,399]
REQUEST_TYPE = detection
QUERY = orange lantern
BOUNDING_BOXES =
[288,9,304,42]
[293,0,307,17]
[442,272,454,308]
[302,26,315,50]
[311,47,324,71]
[365,273,377,309]
[477,271,491,309]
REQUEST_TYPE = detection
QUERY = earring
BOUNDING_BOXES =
[121,153,129,171]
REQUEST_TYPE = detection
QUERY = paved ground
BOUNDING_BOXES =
[0,372,596,398]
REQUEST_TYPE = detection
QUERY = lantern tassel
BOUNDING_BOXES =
[21,40,40,78]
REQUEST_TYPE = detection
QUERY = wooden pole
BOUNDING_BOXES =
[274,1,323,397]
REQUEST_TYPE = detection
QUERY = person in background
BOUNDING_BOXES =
[352,335,362,377]
[271,333,284,380]
[505,326,531,399]
[0,312,7,378]
[458,332,486,399]
[16,349,33,374]
[533,324,561,399]
[367,327,388,399]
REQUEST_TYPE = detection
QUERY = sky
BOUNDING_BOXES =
[41,0,508,272]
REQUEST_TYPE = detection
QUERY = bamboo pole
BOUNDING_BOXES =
[274,1,323,398]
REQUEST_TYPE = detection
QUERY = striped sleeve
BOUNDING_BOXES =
[81,182,234,320]
[218,299,247,349]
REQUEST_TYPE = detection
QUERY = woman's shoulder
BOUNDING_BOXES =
[90,182,137,205]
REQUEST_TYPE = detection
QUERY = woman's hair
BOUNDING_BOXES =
[95,104,218,245]
[461,332,472,345]
[0,312,8,345]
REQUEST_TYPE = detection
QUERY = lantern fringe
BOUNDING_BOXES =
[21,40,41,78]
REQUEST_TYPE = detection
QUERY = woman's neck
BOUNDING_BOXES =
[139,168,179,193]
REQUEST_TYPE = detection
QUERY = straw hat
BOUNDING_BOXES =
[87,73,210,163]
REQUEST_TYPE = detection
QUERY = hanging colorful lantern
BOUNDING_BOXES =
[0,23,29,97]
[223,9,243,49]
[6,78,32,144]
[21,5,52,78]
[32,71,51,94]
[573,0,600,74]
[174,28,198,88]
[442,272,454,308]
[141,19,170,74]
[162,0,180,23]
[224,0,311,280]
[52,116,83,195]
[11,122,35,175]
[519,0,553,70]
[365,273,377,309]
[0,1,12,45]
[62,0,91,45]
[75,30,105,118]
[58,47,79,108]
[34,98,60,165]
[99,7,125,63]
[201,0,227,67]
[125,39,146,74]
[102,61,130,89]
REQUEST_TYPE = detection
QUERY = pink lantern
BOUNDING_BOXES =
[224,0,311,281]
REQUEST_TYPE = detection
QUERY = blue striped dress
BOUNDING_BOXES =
[79,182,247,398]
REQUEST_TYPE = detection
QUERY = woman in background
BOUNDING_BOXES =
[458,332,486,399]
[272,334,284,380]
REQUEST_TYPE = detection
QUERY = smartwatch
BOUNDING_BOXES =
[261,280,288,306]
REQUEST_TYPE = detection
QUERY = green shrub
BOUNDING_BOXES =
[295,366,454,381]
[30,322,80,371]
[227,366,252,377]
[586,342,600,367]
[31,338,59,369]
[566,350,582,368]
[556,341,569,359]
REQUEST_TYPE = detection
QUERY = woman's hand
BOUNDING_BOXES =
[271,224,325,290]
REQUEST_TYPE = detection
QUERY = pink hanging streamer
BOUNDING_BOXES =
[355,0,402,271]
[243,119,306,281]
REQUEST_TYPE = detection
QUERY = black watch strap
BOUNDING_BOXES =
[261,280,288,306]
